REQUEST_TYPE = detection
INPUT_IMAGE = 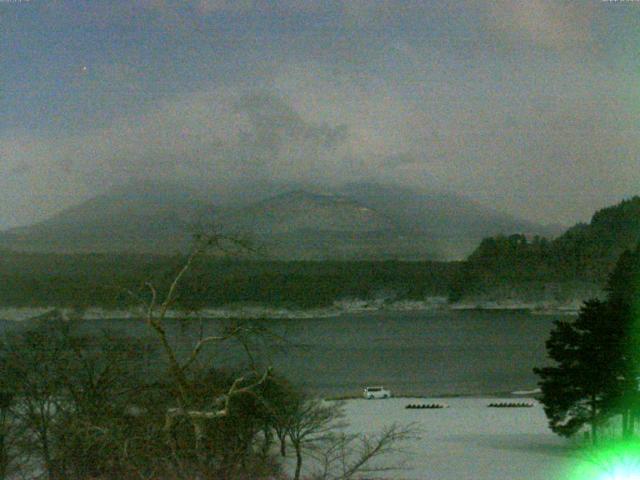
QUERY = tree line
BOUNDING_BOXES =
[450,196,640,301]
[0,251,457,309]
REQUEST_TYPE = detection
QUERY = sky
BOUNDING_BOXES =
[1,0,639,229]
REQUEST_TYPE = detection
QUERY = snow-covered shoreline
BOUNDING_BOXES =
[334,397,584,480]
[0,297,585,321]
[0,298,448,321]
[449,299,583,315]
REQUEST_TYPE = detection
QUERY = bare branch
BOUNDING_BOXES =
[158,249,199,319]
[164,367,272,430]
[142,281,159,326]
[339,423,417,480]
[178,332,234,373]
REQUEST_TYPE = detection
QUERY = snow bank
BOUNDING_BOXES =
[450,300,582,315]
[0,296,582,322]
[336,397,584,480]
[0,297,450,321]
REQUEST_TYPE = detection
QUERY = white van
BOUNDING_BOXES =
[363,386,391,399]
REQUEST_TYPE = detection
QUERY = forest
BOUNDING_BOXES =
[449,196,640,301]
[0,251,459,309]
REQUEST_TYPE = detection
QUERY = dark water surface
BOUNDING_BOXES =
[0,309,560,397]
[260,310,559,397]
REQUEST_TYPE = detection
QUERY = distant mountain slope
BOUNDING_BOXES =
[218,190,395,234]
[450,196,640,300]
[0,182,214,253]
[551,197,640,276]
[215,189,438,260]
[0,184,424,258]
[336,182,558,258]
[338,182,535,235]
[0,180,549,260]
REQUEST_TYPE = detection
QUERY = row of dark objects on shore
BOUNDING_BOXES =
[405,402,535,410]
[406,403,449,409]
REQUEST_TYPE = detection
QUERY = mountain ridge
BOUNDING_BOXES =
[0,181,556,260]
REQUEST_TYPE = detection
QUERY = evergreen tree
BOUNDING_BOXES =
[534,300,615,441]
[605,243,640,438]
[534,243,640,443]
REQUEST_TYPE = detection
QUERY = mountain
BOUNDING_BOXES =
[0,180,550,260]
[213,184,553,260]
[214,189,436,260]
[335,182,559,258]
[217,190,395,234]
[450,196,640,301]
[0,182,214,253]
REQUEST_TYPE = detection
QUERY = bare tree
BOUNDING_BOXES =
[0,315,74,480]
[282,396,418,480]
[310,423,417,480]
[129,233,275,473]
[260,375,299,458]
[0,383,17,480]
[286,399,343,480]
[0,231,417,480]
[0,313,154,480]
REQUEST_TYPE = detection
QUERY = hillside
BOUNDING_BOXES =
[0,180,548,260]
[215,189,440,260]
[0,182,214,254]
[339,183,539,236]
[450,196,640,302]
[218,190,395,234]
[337,183,560,259]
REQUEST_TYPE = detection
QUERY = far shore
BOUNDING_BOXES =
[0,298,584,322]
[325,390,542,401]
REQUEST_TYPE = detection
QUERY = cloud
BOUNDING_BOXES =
[3,1,639,230]
[273,52,640,221]
[484,1,596,52]
[0,88,355,226]
[138,0,324,16]
[3,53,639,229]
[193,0,256,14]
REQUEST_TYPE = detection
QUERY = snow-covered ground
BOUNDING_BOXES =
[336,397,586,480]
[449,300,582,315]
[0,296,585,322]
[0,298,449,322]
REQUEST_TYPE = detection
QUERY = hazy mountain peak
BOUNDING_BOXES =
[0,180,552,260]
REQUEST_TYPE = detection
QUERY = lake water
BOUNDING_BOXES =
[261,310,559,397]
[0,309,560,397]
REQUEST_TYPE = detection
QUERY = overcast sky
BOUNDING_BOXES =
[1,0,639,229]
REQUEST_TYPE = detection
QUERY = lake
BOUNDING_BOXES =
[260,310,559,397]
[0,309,561,397]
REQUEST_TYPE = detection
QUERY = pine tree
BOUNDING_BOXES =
[605,243,640,438]
[535,300,614,441]
[534,243,640,443]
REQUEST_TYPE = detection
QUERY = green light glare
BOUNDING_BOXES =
[570,440,640,480]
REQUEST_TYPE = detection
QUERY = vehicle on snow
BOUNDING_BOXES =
[363,386,391,399]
